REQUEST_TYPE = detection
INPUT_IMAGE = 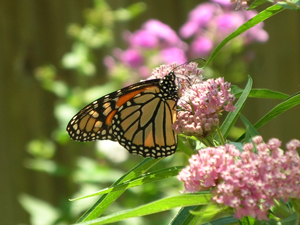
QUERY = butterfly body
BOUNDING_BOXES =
[67,71,178,158]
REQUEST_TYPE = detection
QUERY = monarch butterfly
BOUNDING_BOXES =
[66,70,179,158]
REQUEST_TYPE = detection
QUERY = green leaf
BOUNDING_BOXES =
[240,114,260,143]
[253,92,300,130]
[276,0,300,11]
[215,76,253,142]
[170,206,203,225]
[204,215,239,225]
[248,0,268,10]
[171,204,234,225]
[240,216,256,225]
[236,92,300,142]
[204,4,284,67]
[76,158,162,222]
[177,136,197,157]
[232,86,289,100]
[75,193,212,225]
[71,166,184,201]
[280,213,299,225]
[271,199,293,219]
[114,2,147,20]
[191,204,235,225]
[126,2,147,18]
[252,218,278,225]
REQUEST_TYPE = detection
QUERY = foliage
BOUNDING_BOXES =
[21,0,300,224]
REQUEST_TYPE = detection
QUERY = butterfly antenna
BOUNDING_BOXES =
[173,58,206,92]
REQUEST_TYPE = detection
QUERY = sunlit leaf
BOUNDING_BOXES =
[216,76,252,142]
[76,193,212,225]
[71,166,184,201]
[77,158,162,222]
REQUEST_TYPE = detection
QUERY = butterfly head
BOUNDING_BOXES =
[158,71,179,101]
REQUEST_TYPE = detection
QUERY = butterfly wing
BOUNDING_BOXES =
[111,86,178,158]
[66,79,161,142]
[67,72,179,158]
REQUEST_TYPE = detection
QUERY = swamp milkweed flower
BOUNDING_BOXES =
[177,136,300,220]
[172,76,236,138]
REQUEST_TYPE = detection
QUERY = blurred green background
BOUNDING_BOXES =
[1,0,300,224]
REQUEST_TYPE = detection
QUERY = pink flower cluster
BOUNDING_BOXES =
[172,77,235,137]
[180,1,268,58]
[104,1,269,82]
[178,136,300,220]
[104,19,188,82]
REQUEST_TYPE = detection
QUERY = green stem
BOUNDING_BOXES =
[199,136,215,147]
[216,126,225,146]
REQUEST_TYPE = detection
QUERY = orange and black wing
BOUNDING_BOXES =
[67,71,179,158]
[111,85,178,158]
[66,79,161,142]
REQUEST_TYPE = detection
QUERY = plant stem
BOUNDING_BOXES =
[216,126,225,145]
[199,136,215,147]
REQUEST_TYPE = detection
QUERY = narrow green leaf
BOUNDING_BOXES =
[76,193,212,225]
[232,86,289,100]
[71,166,184,201]
[280,213,299,225]
[240,114,260,143]
[170,206,204,225]
[249,89,289,99]
[76,158,162,222]
[204,4,284,67]
[215,76,253,142]
[248,0,268,10]
[277,0,300,11]
[193,204,235,224]
[236,92,300,142]
[271,199,293,218]
[253,92,300,130]
[252,217,278,225]
[204,215,239,225]
[177,136,197,157]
